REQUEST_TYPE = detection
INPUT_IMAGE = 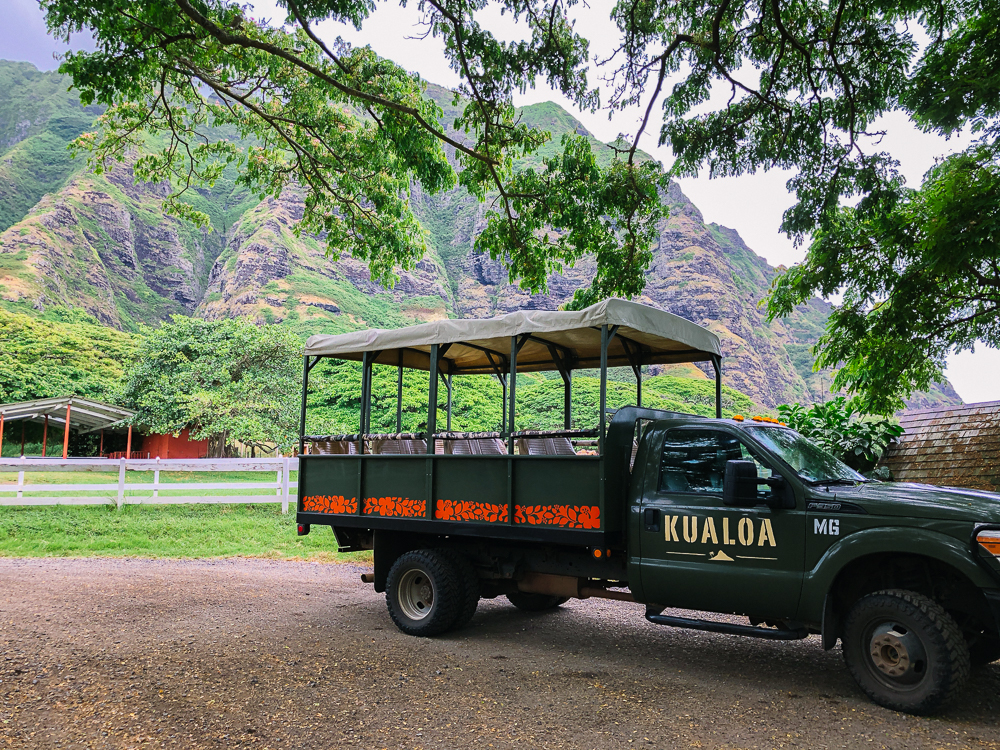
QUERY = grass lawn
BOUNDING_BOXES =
[0,503,368,562]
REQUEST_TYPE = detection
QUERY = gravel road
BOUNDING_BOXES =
[1,557,998,750]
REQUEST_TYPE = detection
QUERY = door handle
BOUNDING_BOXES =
[643,508,660,532]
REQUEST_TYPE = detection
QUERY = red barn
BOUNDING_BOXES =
[141,428,209,459]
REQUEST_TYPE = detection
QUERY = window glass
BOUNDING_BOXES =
[659,429,775,496]
[659,429,744,494]
[745,426,865,483]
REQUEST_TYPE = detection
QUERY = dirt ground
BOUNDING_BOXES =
[1,558,998,750]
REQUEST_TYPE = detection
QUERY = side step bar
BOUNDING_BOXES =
[646,612,808,640]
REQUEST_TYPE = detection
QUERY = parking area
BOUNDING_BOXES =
[1,557,998,749]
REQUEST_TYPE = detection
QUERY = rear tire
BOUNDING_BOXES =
[506,592,568,612]
[842,589,970,714]
[386,550,462,636]
[440,549,480,628]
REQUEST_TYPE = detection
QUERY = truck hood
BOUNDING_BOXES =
[826,482,1000,523]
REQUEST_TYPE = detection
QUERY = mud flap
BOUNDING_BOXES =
[821,592,838,650]
[373,530,412,594]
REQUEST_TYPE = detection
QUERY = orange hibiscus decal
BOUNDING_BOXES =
[435,499,509,523]
[514,504,600,529]
[302,495,357,514]
[363,496,426,518]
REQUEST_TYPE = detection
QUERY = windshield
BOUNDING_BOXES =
[744,426,866,484]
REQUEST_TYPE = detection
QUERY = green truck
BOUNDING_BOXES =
[294,299,1000,714]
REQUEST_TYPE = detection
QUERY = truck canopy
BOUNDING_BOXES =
[303,298,722,374]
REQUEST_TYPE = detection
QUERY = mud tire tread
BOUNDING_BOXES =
[386,549,462,637]
[842,588,970,714]
[437,549,479,629]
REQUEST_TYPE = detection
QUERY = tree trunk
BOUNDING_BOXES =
[207,431,229,458]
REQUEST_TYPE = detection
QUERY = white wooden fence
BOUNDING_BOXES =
[0,457,299,513]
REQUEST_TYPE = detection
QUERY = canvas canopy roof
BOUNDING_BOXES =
[0,397,134,434]
[304,298,722,374]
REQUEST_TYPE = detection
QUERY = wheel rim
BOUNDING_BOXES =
[397,568,435,621]
[865,620,928,689]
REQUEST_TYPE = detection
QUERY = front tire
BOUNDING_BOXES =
[386,550,462,636]
[842,589,970,714]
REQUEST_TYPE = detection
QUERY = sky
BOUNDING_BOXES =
[6,0,1000,404]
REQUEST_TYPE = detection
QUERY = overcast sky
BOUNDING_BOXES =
[6,0,999,404]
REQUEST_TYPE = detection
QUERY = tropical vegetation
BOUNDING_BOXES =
[0,307,137,403]
[40,0,1000,411]
[120,316,303,456]
[777,397,904,474]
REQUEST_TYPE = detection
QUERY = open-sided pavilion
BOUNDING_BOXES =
[0,397,135,458]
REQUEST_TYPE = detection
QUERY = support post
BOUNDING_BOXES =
[116,458,126,510]
[360,351,371,453]
[0,412,4,457]
[713,355,723,419]
[62,403,71,459]
[599,325,608,455]
[125,424,133,459]
[99,429,104,458]
[298,355,310,456]
[446,373,453,432]
[564,373,572,430]
[396,351,404,433]
[42,415,48,457]
[20,422,25,457]
[508,336,517,455]
[281,456,291,514]
[427,344,439,454]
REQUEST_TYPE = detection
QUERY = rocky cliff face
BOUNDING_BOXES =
[0,62,960,410]
[0,159,220,328]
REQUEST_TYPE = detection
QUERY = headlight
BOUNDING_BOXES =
[977,529,1000,557]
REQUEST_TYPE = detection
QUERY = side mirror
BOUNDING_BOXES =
[724,460,759,507]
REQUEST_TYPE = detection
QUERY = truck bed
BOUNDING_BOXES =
[295,407,686,547]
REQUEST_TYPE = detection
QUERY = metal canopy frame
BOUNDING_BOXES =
[299,344,722,459]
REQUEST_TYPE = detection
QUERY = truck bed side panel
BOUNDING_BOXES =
[297,453,606,543]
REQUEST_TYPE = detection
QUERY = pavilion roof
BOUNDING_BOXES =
[0,397,135,434]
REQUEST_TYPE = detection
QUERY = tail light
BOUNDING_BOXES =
[297,523,310,536]
[977,529,1000,557]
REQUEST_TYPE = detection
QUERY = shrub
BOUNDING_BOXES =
[776,397,903,474]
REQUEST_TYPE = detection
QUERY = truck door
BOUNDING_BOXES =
[638,427,806,619]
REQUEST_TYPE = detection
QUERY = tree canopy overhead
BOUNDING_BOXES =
[42,0,1000,411]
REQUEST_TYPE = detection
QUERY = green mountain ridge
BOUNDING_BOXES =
[0,61,961,411]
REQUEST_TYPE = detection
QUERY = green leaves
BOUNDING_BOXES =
[43,0,663,302]
[120,317,302,451]
[0,308,137,403]
[768,144,1000,413]
[777,397,903,473]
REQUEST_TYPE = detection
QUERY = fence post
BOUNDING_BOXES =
[281,457,291,514]
[275,466,282,499]
[16,469,24,501]
[153,457,160,499]
[117,458,126,509]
